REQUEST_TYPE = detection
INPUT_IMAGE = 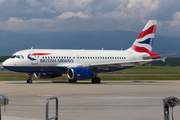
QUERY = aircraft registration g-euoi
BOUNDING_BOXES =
[2,20,174,83]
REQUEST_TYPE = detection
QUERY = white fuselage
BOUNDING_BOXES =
[3,49,149,73]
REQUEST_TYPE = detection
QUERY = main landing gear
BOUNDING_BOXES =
[27,73,33,83]
[68,77,101,83]
[91,77,101,84]
[68,79,77,83]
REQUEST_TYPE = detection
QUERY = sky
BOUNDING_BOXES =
[0,0,180,36]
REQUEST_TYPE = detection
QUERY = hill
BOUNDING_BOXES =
[0,30,179,56]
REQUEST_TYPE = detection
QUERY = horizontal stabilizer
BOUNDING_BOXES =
[143,53,177,59]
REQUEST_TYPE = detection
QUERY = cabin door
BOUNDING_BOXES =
[29,51,38,64]
[129,53,136,60]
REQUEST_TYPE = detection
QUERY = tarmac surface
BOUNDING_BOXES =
[1,80,180,120]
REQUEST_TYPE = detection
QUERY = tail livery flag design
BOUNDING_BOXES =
[131,20,157,53]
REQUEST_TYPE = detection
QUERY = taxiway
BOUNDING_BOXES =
[1,80,180,120]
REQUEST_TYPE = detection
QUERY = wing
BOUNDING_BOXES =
[60,53,176,71]
[67,59,154,70]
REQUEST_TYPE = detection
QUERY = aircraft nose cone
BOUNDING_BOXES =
[2,59,10,67]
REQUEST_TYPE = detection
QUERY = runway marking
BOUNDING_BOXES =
[5,84,90,95]
[8,104,164,107]
[38,95,56,97]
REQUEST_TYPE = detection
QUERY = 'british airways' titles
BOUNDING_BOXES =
[40,59,74,63]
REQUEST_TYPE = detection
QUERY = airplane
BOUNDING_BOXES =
[2,20,175,83]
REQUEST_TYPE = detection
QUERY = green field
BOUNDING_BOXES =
[1,66,180,81]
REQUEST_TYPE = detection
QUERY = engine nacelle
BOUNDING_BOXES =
[67,68,94,80]
[34,73,62,79]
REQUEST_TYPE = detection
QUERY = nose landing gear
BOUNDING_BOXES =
[27,73,33,83]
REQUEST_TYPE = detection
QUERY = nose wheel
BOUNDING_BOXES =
[27,73,33,83]
[27,79,32,83]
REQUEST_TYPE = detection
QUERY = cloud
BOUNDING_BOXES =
[7,17,24,24]
[0,0,180,36]
[0,0,5,4]
[166,12,180,28]
[26,0,41,7]
[127,0,158,10]
[58,11,90,19]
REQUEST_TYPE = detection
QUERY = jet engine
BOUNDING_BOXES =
[34,73,62,79]
[67,68,94,80]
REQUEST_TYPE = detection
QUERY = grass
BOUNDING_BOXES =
[1,66,180,81]
[115,66,180,73]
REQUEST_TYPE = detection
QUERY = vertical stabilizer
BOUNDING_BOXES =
[129,20,157,53]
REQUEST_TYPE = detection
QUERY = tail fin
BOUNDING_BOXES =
[130,20,157,53]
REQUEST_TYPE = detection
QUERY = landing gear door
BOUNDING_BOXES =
[29,51,38,64]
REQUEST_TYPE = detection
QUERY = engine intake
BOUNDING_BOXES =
[67,68,94,80]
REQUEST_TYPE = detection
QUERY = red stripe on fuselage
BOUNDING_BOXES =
[137,25,156,39]
[28,53,51,57]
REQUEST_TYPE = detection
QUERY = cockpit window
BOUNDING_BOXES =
[10,55,24,59]
[20,55,24,59]
[16,55,20,59]
[10,55,16,58]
